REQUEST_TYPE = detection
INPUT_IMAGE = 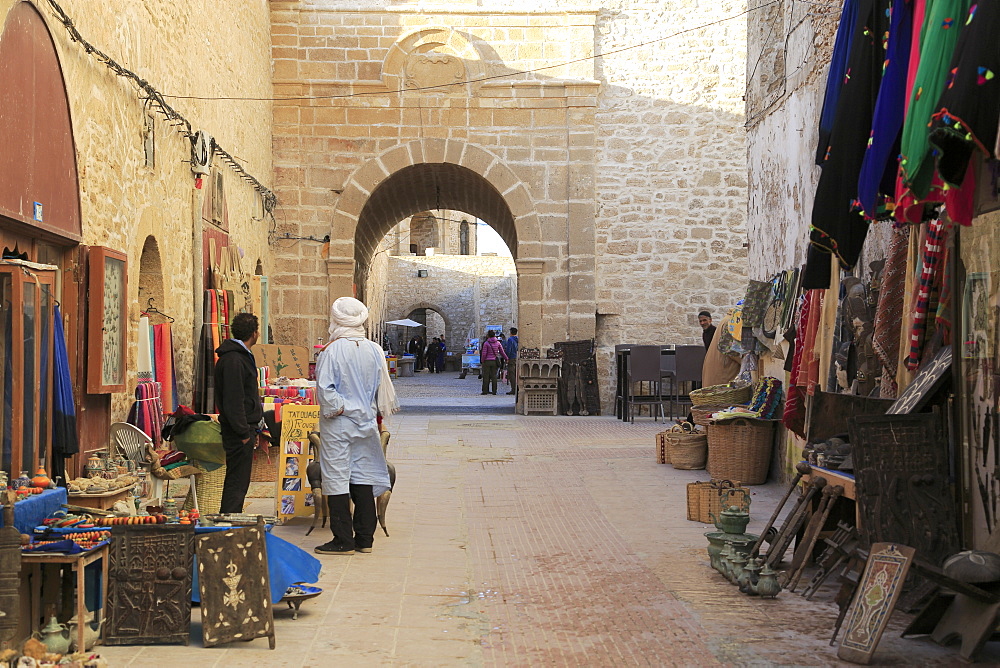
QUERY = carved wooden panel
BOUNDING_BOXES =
[849,412,960,566]
[0,494,20,643]
[196,522,275,649]
[838,543,915,664]
[105,525,194,645]
[886,345,952,414]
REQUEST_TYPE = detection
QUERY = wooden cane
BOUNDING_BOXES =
[786,485,844,591]
[765,477,827,568]
[750,462,811,557]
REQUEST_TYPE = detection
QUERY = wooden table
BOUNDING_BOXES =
[22,544,109,652]
[68,487,134,511]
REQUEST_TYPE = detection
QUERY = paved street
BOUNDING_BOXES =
[101,372,998,666]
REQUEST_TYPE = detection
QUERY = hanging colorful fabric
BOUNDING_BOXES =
[136,316,154,382]
[905,218,949,371]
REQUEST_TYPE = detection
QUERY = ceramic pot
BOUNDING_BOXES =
[755,564,782,599]
[84,455,104,478]
[13,471,31,490]
[31,466,50,489]
[710,508,751,535]
[35,616,71,654]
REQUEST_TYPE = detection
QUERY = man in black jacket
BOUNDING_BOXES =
[215,312,263,513]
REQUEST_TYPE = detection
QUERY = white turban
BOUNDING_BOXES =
[328,297,369,341]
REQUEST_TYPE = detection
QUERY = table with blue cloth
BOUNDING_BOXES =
[192,526,321,604]
[0,487,68,534]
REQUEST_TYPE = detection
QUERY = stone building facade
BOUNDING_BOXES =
[270,0,749,411]
[0,0,273,448]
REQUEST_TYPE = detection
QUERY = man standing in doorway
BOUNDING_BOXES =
[437,338,447,374]
[426,338,439,373]
[503,327,519,395]
[698,311,717,350]
[215,313,264,514]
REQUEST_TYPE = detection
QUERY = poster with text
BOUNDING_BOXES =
[276,404,319,522]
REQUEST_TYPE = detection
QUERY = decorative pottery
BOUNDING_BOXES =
[741,558,762,595]
[13,472,31,490]
[31,467,50,489]
[729,551,748,585]
[710,509,752,535]
[35,616,71,654]
[84,455,104,478]
[705,532,757,571]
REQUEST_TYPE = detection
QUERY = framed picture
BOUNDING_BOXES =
[87,246,128,393]
[963,272,990,360]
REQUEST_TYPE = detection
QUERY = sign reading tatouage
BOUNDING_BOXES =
[276,404,319,522]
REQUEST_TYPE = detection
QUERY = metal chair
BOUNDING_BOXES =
[627,346,669,422]
[673,345,707,415]
[660,353,678,419]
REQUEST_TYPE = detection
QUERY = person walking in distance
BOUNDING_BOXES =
[503,327,519,395]
[425,337,438,373]
[436,338,447,374]
[480,330,508,395]
[314,297,398,555]
[215,313,264,514]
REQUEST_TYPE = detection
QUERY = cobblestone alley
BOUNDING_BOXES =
[100,373,998,666]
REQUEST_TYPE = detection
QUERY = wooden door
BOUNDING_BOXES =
[104,525,194,645]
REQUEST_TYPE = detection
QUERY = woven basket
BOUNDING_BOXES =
[686,479,746,523]
[706,418,775,484]
[669,430,708,470]
[656,431,672,464]
[183,464,227,514]
[690,383,753,407]
[656,424,692,464]
[690,404,747,427]
[250,445,279,482]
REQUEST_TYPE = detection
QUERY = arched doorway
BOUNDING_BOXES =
[324,139,594,350]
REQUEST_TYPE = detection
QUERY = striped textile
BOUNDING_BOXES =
[127,381,164,447]
[905,218,948,371]
[137,316,154,382]
[153,323,178,412]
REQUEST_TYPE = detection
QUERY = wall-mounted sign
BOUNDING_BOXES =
[32,202,42,222]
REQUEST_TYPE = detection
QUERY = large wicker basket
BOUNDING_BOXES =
[690,383,753,407]
[656,424,693,464]
[183,463,227,514]
[686,479,746,523]
[669,430,708,470]
[691,404,747,427]
[706,418,775,484]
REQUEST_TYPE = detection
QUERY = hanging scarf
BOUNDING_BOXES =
[905,218,949,370]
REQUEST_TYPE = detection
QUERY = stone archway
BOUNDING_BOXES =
[325,138,577,348]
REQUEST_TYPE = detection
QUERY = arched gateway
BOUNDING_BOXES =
[324,138,593,349]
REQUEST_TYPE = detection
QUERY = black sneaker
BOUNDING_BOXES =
[315,541,354,555]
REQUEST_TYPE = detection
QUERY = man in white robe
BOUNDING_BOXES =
[314,297,397,555]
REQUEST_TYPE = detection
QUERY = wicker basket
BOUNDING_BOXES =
[656,424,692,464]
[690,383,753,407]
[690,404,747,427]
[250,445,279,482]
[656,431,672,464]
[686,479,746,523]
[706,418,775,484]
[183,464,227,514]
[669,430,708,470]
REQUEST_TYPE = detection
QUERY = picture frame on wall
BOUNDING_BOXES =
[87,246,128,393]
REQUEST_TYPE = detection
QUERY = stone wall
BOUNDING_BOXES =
[271,0,750,412]
[592,0,750,409]
[383,254,517,349]
[0,0,274,418]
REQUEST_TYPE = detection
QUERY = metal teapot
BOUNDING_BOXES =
[67,613,102,652]
[35,616,71,654]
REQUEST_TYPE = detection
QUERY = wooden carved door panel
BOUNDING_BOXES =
[105,525,194,645]
[196,521,275,649]
[849,411,961,566]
